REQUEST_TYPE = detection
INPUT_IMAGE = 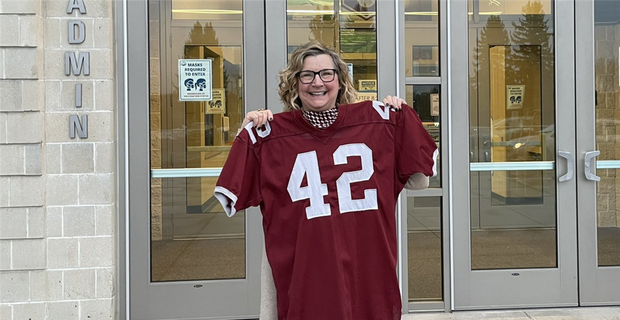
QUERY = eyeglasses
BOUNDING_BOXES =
[298,69,337,84]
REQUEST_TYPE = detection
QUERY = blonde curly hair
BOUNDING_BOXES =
[278,41,356,112]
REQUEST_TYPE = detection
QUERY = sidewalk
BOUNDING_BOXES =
[402,306,620,319]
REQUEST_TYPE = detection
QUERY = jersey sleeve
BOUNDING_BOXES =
[214,130,262,217]
[395,105,439,185]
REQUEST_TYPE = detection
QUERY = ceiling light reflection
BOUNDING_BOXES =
[171,9,242,15]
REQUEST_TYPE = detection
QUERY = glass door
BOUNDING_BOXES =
[127,0,265,319]
[577,0,620,306]
[452,0,578,309]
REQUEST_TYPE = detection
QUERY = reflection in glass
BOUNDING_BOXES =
[404,0,439,77]
[407,196,442,301]
[148,0,246,282]
[287,0,378,102]
[468,0,556,270]
[406,85,441,188]
[595,0,620,266]
[596,171,620,267]
[151,179,246,281]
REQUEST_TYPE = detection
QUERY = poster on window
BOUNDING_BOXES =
[355,91,377,103]
[179,59,212,101]
[206,89,226,114]
[430,93,440,116]
[506,85,524,110]
[358,79,377,92]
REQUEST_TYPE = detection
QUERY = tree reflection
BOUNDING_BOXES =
[508,1,553,83]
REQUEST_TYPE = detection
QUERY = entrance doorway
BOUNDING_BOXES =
[453,0,620,309]
[127,1,265,319]
[577,0,620,306]
[125,0,448,319]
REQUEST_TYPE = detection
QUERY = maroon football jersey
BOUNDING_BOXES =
[214,101,438,320]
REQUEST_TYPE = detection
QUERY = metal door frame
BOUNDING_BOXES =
[450,0,578,309]
[117,0,454,318]
[576,0,620,306]
[123,0,265,319]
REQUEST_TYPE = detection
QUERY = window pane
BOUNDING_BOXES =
[595,0,620,267]
[407,196,442,301]
[406,85,441,188]
[405,0,439,77]
[468,0,557,270]
[148,0,246,282]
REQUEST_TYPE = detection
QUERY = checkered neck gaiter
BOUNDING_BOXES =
[301,106,339,129]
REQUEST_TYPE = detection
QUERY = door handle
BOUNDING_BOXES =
[558,151,573,182]
[584,150,600,181]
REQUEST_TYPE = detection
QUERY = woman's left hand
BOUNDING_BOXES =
[241,109,274,129]
[382,95,406,110]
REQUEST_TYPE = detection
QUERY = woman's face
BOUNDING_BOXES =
[297,54,340,112]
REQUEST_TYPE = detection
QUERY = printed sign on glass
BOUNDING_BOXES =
[179,59,212,101]
[358,79,377,92]
[506,85,524,110]
[430,93,440,116]
[355,92,377,103]
[206,89,226,114]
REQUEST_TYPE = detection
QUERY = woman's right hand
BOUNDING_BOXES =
[241,109,274,129]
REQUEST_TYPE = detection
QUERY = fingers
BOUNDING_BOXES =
[264,110,274,122]
[243,109,274,128]
[382,95,406,110]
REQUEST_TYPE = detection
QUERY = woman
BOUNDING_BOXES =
[215,41,437,320]
[242,42,406,130]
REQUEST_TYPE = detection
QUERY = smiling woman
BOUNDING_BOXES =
[296,56,340,112]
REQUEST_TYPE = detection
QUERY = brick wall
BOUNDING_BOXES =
[0,0,116,319]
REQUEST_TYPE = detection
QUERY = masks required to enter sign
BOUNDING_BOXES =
[179,59,213,101]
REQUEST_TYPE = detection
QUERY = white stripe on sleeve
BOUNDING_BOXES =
[214,186,239,217]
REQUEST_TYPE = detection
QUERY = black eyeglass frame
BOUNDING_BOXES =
[297,69,338,84]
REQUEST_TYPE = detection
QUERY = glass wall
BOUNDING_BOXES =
[404,0,443,303]
[407,196,442,300]
[149,0,246,282]
[405,0,440,77]
[594,0,620,267]
[468,0,557,270]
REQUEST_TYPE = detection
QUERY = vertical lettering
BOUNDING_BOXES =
[66,0,87,14]
[75,84,82,108]
[69,114,88,138]
[65,51,90,76]
[66,0,89,139]
[68,20,86,44]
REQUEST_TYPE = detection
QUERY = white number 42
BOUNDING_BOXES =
[286,143,378,219]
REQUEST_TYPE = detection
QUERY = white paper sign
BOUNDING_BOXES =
[206,89,226,114]
[179,59,212,101]
[430,93,440,116]
[506,85,525,110]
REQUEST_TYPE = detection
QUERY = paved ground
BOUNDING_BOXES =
[402,306,620,319]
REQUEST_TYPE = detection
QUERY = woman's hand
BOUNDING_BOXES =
[241,109,274,128]
[382,95,406,110]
